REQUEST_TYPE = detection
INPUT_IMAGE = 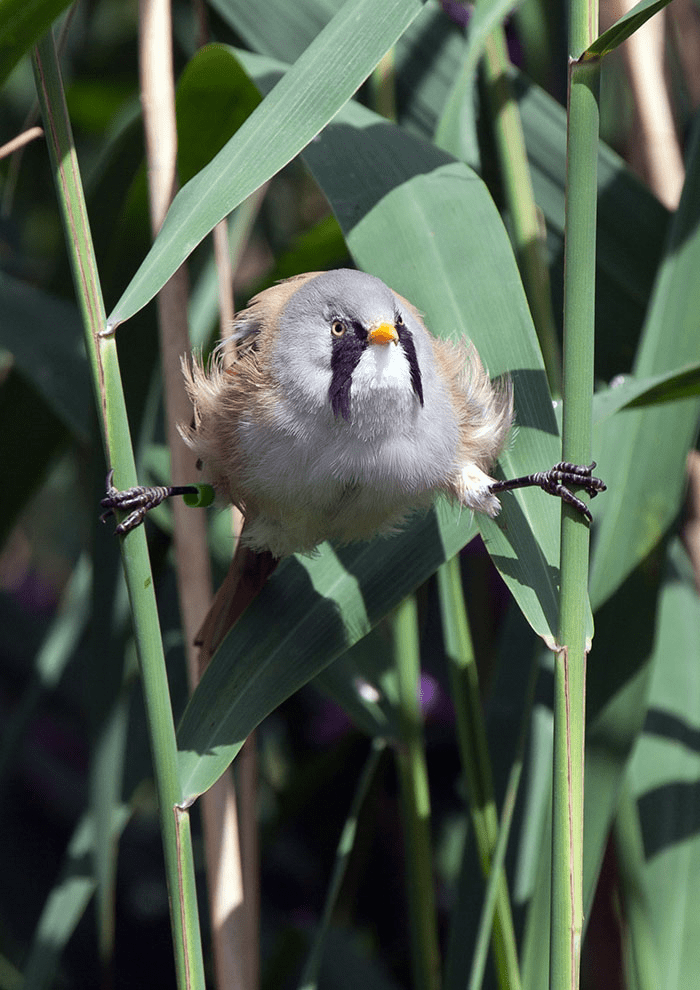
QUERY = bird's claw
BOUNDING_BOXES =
[489,461,606,522]
[100,469,171,535]
[532,461,606,522]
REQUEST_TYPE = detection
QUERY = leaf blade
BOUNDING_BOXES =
[582,0,673,60]
[106,0,426,329]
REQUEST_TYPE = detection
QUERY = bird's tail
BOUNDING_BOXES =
[195,541,279,671]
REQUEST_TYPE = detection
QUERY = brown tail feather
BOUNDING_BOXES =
[196,544,279,672]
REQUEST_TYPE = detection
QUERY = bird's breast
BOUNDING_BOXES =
[237,357,459,509]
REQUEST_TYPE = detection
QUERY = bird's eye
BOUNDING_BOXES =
[395,314,404,327]
[331,320,346,337]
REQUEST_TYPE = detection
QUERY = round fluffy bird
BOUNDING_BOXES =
[178,269,514,558]
[101,269,604,657]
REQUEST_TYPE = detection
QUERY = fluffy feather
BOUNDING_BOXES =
[180,269,514,559]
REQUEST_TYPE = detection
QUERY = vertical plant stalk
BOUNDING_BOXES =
[550,0,600,981]
[138,0,212,690]
[138,2,254,988]
[31,29,206,990]
[391,597,441,990]
[436,558,521,990]
[481,29,562,394]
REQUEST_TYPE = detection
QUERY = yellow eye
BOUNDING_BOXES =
[396,314,404,327]
[331,320,346,337]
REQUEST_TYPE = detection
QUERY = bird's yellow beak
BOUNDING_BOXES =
[367,322,399,346]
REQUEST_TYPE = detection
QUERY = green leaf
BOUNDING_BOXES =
[513,73,669,382]
[175,44,262,185]
[0,272,91,443]
[625,540,700,988]
[217,0,670,383]
[0,0,73,87]
[178,504,476,802]
[582,0,674,60]
[209,0,342,62]
[106,0,427,329]
[593,363,700,424]
[590,122,700,608]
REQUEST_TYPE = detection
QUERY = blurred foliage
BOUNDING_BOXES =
[1,1,700,989]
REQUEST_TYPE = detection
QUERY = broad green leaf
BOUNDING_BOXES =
[582,0,673,60]
[106,0,427,329]
[0,271,90,443]
[590,122,700,608]
[0,0,73,87]
[625,540,700,988]
[513,73,668,381]
[208,0,342,61]
[415,52,670,380]
[175,44,261,185]
[593,363,700,424]
[178,505,477,802]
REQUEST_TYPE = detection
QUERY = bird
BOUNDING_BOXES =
[101,269,605,659]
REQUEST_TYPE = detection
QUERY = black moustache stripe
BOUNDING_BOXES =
[397,324,424,407]
[329,328,364,421]
[328,321,424,421]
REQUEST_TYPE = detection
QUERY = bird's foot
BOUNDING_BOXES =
[489,461,606,522]
[100,469,201,534]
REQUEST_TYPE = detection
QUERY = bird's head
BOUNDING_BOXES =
[272,269,426,424]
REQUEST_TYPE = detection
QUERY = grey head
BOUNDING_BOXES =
[271,269,430,422]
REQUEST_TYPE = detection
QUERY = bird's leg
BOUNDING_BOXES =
[489,461,606,522]
[100,469,203,535]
